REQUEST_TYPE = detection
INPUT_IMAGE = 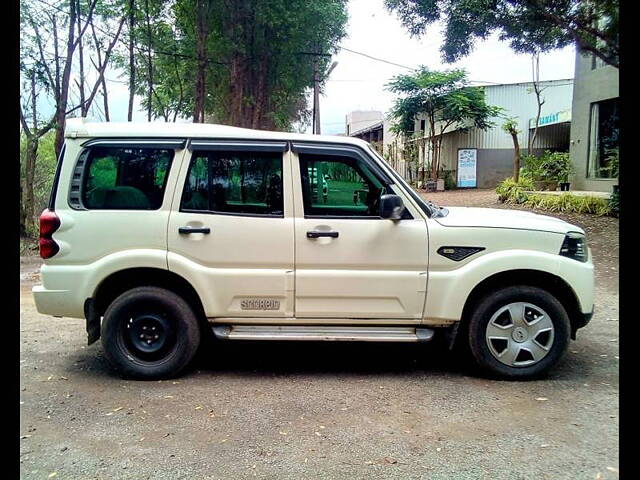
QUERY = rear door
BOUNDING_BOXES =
[291,143,429,321]
[167,140,295,319]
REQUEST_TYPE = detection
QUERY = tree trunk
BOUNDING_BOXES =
[193,0,208,123]
[54,0,78,158]
[511,132,521,182]
[529,54,545,153]
[128,0,136,121]
[76,0,86,116]
[22,138,38,235]
[145,0,153,121]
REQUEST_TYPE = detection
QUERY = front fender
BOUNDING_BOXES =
[423,250,562,325]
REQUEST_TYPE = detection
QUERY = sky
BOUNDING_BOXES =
[35,0,576,132]
[313,0,576,135]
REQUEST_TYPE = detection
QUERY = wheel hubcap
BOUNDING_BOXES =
[485,302,555,367]
[122,312,176,361]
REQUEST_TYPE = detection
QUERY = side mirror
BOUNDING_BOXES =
[379,194,405,220]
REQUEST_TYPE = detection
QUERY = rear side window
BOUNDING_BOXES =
[81,147,174,210]
[181,150,283,216]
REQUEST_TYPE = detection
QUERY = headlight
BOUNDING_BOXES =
[559,232,588,262]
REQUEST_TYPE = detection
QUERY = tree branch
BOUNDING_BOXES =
[81,16,127,114]
[27,14,56,99]
[71,0,98,51]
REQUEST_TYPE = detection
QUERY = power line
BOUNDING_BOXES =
[337,46,501,85]
[339,46,413,70]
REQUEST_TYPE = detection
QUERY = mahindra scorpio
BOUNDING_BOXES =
[33,118,594,379]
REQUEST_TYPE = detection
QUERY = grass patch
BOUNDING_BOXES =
[496,178,613,216]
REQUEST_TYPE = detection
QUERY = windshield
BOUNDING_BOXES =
[366,145,447,217]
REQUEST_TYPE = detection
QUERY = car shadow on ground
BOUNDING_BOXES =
[59,336,596,383]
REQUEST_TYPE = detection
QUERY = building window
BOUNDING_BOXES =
[588,98,619,179]
[420,119,426,134]
[591,53,607,70]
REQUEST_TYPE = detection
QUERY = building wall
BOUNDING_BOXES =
[569,51,619,192]
[345,111,383,136]
[413,80,574,187]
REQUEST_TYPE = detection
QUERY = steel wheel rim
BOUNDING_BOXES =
[119,308,178,363]
[485,302,555,367]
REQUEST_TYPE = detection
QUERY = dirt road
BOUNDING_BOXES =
[20,190,619,479]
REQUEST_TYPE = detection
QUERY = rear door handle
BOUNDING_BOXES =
[179,226,211,234]
[307,231,339,238]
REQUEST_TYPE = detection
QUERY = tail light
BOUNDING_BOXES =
[39,209,61,259]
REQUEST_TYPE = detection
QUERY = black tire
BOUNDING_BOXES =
[101,286,201,380]
[467,286,570,379]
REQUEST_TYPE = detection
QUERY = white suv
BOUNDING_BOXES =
[33,119,594,379]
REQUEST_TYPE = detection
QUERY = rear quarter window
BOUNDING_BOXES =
[80,147,174,210]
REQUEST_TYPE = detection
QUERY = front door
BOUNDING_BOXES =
[291,144,429,321]
[167,141,295,318]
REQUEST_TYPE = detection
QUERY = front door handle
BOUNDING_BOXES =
[307,231,339,239]
[179,226,211,234]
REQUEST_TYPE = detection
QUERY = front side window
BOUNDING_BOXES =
[588,98,619,179]
[299,153,389,217]
[82,147,173,209]
[181,150,283,216]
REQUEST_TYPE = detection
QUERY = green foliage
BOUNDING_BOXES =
[599,146,619,178]
[495,177,534,203]
[502,117,519,135]
[497,177,613,216]
[437,166,456,189]
[608,187,619,217]
[110,0,348,129]
[386,67,501,137]
[387,67,501,180]
[522,151,573,182]
[384,0,619,68]
[522,194,611,216]
[20,131,57,236]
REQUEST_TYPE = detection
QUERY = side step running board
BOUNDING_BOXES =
[212,325,435,343]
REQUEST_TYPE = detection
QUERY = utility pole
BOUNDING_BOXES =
[312,60,338,134]
[313,58,320,134]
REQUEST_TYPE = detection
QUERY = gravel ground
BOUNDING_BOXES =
[20,189,619,479]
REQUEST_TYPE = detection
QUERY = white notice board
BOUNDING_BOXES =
[457,149,477,188]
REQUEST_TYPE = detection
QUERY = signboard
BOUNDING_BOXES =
[457,149,477,188]
[529,109,571,129]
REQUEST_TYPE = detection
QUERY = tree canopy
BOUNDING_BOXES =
[387,67,501,136]
[385,0,619,68]
[387,67,501,180]
[19,0,347,235]
[124,0,348,130]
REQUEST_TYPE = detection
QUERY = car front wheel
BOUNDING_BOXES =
[101,286,201,380]
[467,286,570,379]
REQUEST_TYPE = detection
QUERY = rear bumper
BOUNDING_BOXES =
[32,285,84,318]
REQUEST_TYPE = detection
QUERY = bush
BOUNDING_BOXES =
[521,154,543,180]
[522,150,573,182]
[521,193,611,216]
[497,176,613,216]
[496,177,534,203]
[608,187,619,217]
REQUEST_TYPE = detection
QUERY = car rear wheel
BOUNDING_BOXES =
[101,286,201,380]
[467,286,570,379]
